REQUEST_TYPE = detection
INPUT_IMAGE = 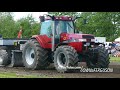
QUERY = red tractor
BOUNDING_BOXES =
[22,15,110,73]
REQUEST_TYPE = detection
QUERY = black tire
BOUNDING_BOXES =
[22,39,50,70]
[87,46,110,68]
[0,50,9,66]
[54,46,79,73]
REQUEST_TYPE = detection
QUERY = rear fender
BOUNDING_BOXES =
[31,35,52,49]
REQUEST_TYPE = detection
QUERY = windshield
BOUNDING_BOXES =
[55,21,74,35]
[40,20,75,37]
[40,20,52,37]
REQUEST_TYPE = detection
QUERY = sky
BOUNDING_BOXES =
[13,12,48,22]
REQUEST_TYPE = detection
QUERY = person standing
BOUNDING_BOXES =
[17,26,22,38]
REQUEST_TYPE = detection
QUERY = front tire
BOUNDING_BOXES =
[54,46,79,73]
[22,39,50,70]
[87,46,110,68]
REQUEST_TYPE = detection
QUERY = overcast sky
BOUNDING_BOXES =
[13,12,48,22]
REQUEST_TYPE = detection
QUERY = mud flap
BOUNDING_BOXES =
[8,50,24,67]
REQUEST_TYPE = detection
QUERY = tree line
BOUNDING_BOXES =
[49,12,120,41]
[0,12,40,38]
[0,12,120,41]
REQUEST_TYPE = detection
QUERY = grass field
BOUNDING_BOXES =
[0,72,39,78]
[0,72,64,78]
[0,57,119,78]
[110,57,120,62]
[0,71,63,78]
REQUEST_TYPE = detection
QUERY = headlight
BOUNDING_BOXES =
[79,39,87,42]
[91,39,95,42]
[84,43,90,46]
[70,38,79,42]
[69,38,87,42]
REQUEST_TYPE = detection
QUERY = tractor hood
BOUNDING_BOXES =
[68,34,95,39]
[60,33,95,42]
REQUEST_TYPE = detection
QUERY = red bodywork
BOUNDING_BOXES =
[32,33,94,53]
[42,16,73,21]
[60,33,94,53]
[60,33,84,52]
[54,16,73,21]
[68,42,83,53]
[32,35,52,49]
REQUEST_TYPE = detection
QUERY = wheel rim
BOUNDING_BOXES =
[57,52,67,68]
[0,57,3,65]
[25,46,35,65]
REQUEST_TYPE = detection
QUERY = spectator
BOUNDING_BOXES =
[115,42,120,51]
[17,26,22,38]
[111,42,116,48]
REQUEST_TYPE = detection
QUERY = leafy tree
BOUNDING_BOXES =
[0,13,40,38]
[16,14,39,38]
[0,12,17,38]
[76,12,120,41]
[0,12,120,41]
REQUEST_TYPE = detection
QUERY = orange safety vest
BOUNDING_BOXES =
[17,30,22,38]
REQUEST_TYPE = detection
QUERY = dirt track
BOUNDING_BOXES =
[0,62,120,78]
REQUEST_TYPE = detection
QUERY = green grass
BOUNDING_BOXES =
[0,72,39,78]
[0,72,64,78]
[0,56,118,78]
[110,57,120,62]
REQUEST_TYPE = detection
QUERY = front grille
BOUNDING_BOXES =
[82,35,94,39]
[87,39,91,42]
[82,42,95,50]
[83,42,95,45]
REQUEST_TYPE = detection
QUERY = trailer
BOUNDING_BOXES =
[0,38,28,67]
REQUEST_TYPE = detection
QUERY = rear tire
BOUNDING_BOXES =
[87,46,110,68]
[54,46,79,73]
[0,49,9,66]
[22,39,50,70]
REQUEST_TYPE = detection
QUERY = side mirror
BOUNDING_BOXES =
[73,16,83,21]
[77,31,83,34]
[75,30,79,33]
[39,16,45,22]
[75,29,83,34]
[74,17,87,24]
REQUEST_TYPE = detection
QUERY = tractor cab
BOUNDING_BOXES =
[40,15,75,44]
[40,15,75,36]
